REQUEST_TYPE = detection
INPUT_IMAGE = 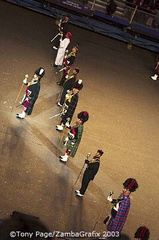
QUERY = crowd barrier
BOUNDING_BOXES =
[5,0,159,52]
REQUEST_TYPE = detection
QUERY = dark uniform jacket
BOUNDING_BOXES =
[85,157,100,180]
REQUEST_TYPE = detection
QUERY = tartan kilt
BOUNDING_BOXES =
[66,124,83,158]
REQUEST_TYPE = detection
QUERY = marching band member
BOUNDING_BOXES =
[53,15,70,50]
[133,226,150,240]
[53,32,72,67]
[57,68,80,107]
[16,67,45,119]
[75,150,104,197]
[56,80,83,131]
[57,46,79,86]
[104,178,139,236]
[59,111,89,162]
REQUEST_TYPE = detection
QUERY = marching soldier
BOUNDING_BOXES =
[56,80,83,131]
[104,178,139,236]
[16,67,45,119]
[75,150,104,197]
[59,111,89,162]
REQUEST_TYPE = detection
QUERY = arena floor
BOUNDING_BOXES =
[0,1,159,239]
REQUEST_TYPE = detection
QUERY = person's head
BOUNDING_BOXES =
[134,226,150,240]
[77,111,89,123]
[33,67,45,81]
[73,79,83,91]
[65,15,70,21]
[122,178,138,195]
[72,68,80,75]
[95,150,104,157]
[72,46,78,53]
[66,32,72,39]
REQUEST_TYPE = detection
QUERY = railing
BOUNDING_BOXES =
[87,0,159,30]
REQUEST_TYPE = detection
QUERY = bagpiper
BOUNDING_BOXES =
[104,178,139,236]
[59,111,89,162]
[16,67,45,119]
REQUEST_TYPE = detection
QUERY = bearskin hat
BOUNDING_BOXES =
[97,150,104,156]
[134,226,150,240]
[73,79,83,90]
[34,67,45,79]
[123,178,138,192]
[77,111,89,123]
[74,68,80,74]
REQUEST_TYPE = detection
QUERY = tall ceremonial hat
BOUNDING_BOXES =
[74,67,80,74]
[73,79,83,90]
[134,226,150,240]
[77,111,89,123]
[97,150,104,156]
[66,32,72,38]
[34,67,45,79]
[123,178,138,192]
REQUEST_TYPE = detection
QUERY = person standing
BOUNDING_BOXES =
[57,68,80,107]
[16,67,45,119]
[57,46,79,86]
[56,80,83,131]
[52,32,72,67]
[53,15,70,50]
[75,150,104,197]
[104,178,139,236]
[59,111,89,162]
[133,226,150,240]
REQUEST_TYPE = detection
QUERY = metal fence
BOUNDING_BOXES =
[87,0,159,30]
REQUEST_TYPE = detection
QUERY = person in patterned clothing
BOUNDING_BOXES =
[56,80,83,131]
[59,111,89,162]
[133,226,150,240]
[16,67,45,119]
[104,178,138,237]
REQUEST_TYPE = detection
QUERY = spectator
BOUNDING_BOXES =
[106,0,117,15]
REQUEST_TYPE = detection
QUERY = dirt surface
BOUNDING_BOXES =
[0,1,159,239]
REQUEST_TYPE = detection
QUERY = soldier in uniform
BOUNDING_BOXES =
[53,32,72,67]
[104,178,139,236]
[53,15,70,50]
[56,80,83,131]
[75,150,104,197]
[59,111,89,162]
[57,68,80,107]
[57,46,79,86]
[16,67,45,119]
[134,226,150,240]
